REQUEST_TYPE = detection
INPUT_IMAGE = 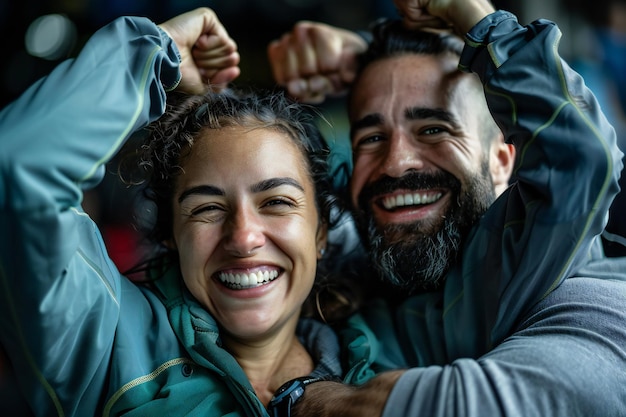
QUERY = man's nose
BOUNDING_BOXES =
[380,130,425,177]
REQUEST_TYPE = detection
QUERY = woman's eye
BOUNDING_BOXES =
[191,205,221,216]
[264,198,295,208]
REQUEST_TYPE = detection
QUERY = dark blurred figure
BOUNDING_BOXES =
[0,347,33,416]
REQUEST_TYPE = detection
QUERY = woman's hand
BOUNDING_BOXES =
[159,7,240,94]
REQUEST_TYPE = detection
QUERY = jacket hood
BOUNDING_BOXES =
[150,259,268,415]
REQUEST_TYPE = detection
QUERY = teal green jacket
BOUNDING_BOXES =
[0,16,373,417]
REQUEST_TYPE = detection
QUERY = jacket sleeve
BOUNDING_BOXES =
[385,274,626,417]
[444,10,624,358]
[0,16,180,416]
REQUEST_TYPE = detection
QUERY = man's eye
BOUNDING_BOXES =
[421,126,447,135]
[354,134,385,148]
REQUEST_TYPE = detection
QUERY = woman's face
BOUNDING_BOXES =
[171,125,326,342]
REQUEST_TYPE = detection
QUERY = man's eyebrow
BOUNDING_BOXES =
[350,113,385,138]
[251,177,304,193]
[350,107,460,139]
[405,107,461,128]
[178,185,224,204]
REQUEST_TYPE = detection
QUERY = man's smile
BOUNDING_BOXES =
[380,190,444,210]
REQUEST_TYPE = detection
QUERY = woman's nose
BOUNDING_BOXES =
[221,208,266,256]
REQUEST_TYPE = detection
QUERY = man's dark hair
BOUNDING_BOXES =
[348,18,466,119]
[349,17,499,147]
[357,18,464,73]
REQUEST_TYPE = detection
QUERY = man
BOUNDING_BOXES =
[267,0,626,415]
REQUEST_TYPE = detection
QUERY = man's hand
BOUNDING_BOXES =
[267,21,368,104]
[159,7,240,94]
[291,371,404,417]
[393,0,495,35]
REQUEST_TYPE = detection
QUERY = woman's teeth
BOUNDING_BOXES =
[218,269,279,290]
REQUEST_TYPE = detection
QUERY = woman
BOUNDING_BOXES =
[129,88,344,406]
[0,7,373,417]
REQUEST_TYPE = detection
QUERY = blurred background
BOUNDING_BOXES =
[0,0,396,108]
[5,0,616,110]
[1,0,624,133]
[1,0,625,414]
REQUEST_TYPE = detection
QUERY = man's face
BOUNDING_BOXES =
[348,53,497,293]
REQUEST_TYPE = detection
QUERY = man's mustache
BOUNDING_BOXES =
[356,171,461,212]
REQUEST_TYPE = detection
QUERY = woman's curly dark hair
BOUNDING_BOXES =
[125,88,335,247]
[120,88,360,322]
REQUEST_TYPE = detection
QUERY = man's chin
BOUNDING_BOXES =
[365,215,461,295]
[376,220,439,246]
[380,232,417,248]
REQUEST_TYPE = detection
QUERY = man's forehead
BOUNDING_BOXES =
[361,53,460,84]
[349,54,465,121]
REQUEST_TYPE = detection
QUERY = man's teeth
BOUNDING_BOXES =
[382,192,442,210]
[218,270,279,289]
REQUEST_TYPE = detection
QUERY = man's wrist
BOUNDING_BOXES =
[268,376,333,417]
[451,1,496,35]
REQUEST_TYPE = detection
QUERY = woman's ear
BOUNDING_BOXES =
[316,221,328,260]
[162,239,177,251]
[490,134,516,196]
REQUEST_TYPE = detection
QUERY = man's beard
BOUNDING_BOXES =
[353,162,495,294]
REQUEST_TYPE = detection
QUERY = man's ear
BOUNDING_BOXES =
[490,134,516,196]
[316,221,328,260]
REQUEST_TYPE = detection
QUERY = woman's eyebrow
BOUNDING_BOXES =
[251,177,304,193]
[178,185,224,204]
[178,178,304,204]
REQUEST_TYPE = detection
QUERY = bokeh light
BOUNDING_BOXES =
[25,14,77,61]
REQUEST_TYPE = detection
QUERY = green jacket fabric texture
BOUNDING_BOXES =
[0,16,374,417]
